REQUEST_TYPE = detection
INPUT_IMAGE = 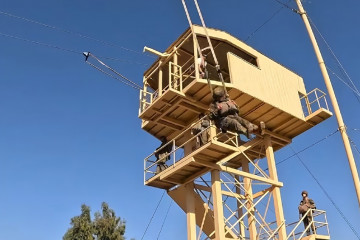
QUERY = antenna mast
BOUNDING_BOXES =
[295,0,360,207]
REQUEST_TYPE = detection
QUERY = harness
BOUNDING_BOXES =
[216,99,239,116]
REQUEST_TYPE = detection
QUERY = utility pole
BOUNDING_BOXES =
[295,0,360,207]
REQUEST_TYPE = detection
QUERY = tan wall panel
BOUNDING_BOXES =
[228,52,306,119]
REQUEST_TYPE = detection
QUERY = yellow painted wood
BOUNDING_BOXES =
[265,136,287,240]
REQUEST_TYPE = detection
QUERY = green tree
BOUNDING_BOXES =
[63,204,94,240]
[93,202,126,240]
[63,202,127,240]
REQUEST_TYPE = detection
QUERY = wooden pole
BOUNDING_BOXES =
[186,183,197,240]
[241,159,257,239]
[265,136,287,240]
[295,0,360,207]
[211,170,226,240]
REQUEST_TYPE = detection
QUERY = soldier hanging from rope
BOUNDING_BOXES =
[209,87,265,138]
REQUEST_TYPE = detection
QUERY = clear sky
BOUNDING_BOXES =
[0,0,359,239]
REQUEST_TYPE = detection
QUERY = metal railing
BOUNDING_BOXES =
[286,209,330,240]
[138,89,154,114]
[169,62,183,92]
[144,118,241,182]
[300,88,330,117]
[139,61,186,115]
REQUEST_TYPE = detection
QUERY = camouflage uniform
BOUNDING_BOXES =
[192,114,210,148]
[209,87,259,138]
[155,137,172,173]
[298,191,316,235]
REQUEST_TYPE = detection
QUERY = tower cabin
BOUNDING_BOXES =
[140,25,332,189]
[140,25,332,240]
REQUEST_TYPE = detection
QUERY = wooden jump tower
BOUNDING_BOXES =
[139,26,332,240]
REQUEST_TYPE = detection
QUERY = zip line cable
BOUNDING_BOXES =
[308,17,360,102]
[290,146,360,239]
[245,6,285,42]
[141,191,166,240]
[349,137,360,159]
[326,66,360,99]
[85,61,142,90]
[276,129,339,166]
[156,200,173,240]
[0,10,153,58]
[0,32,82,55]
[84,52,142,90]
[271,0,299,13]
[0,31,149,66]
[96,55,149,66]
[0,32,146,90]
[245,0,298,42]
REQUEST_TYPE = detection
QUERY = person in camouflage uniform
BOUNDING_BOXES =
[298,190,316,236]
[192,113,210,148]
[155,136,172,173]
[209,87,264,138]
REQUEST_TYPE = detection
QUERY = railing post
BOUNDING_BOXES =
[173,49,178,90]
[179,65,183,92]
[158,61,163,96]
[314,90,321,110]
[305,95,312,115]
[172,139,176,166]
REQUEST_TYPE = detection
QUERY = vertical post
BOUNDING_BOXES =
[241,159,257,239]
[295,0,360,206]
[211,170,225,240]
[264,136,287,240]
[186,183,197,240]
[193,34,200,80]
[158,61,163,96]
[235,175,246,239]
[173,48,178,90]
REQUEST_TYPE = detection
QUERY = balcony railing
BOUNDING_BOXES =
[286,209,330,240]
[300,88,329,118]
[144,117,240,182]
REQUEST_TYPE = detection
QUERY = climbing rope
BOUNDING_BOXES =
[181,0,214,96]
[193,0,228,96]
[181,0,227,96]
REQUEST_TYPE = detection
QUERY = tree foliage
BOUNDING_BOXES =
[93,202,126,240]
[63,202,126,240]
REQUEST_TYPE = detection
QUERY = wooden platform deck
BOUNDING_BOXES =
[140,78,332,143]
[145,131,290,189]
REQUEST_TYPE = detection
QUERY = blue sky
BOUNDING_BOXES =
[0,0,359,239]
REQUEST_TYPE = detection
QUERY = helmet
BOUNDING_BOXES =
[213,87,225,99]
[301,190,308,196]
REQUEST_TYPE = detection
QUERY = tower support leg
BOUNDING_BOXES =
[186,182,197,240]
[241,159,257,239]
[236,175,246,239]
[211,170,226,240]
[265,135,287,240]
